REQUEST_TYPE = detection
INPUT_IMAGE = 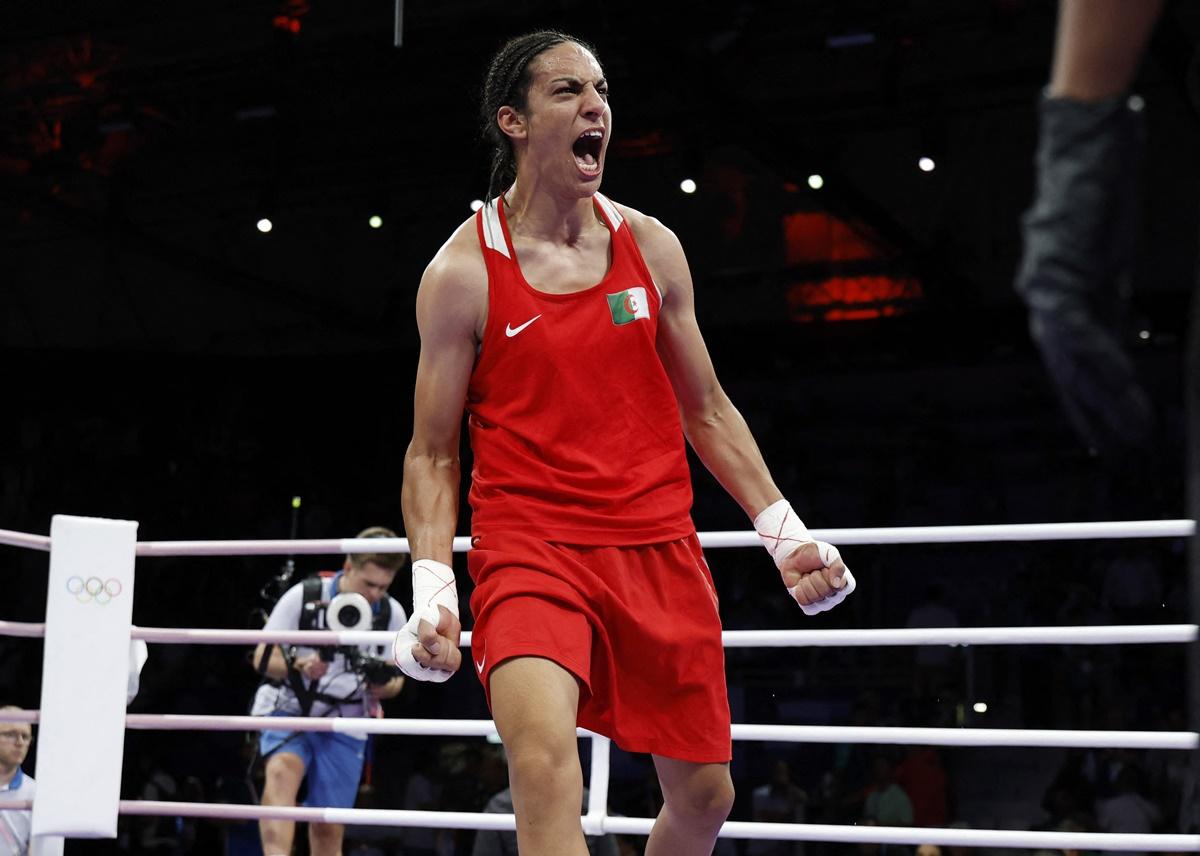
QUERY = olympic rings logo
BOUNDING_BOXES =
[65,576,123,605]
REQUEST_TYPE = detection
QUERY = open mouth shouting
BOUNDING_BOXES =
[572,128,604,178]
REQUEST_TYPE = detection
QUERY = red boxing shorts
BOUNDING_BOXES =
[468,531,732,764]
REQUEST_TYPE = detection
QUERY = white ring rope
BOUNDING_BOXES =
[2,620,1196,649]
[1,799,1189,852]
[0,519,1194,555]
[704,519,1195,546]
[0,621,45,638]
[4,797,1199,850]
[719,624,1199,647]
[729,723,1197,750]
[5,709,1196,751]
[3,620,1193,648]
[0,528,50,552]
[121,714,1193,750]
[0,620,1194,648]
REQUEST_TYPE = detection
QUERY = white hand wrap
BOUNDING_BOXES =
[753,499,855,616]
[392,558,460,683]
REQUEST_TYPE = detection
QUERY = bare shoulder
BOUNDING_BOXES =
[418,215,487,337]
[611,200,682,258]
[610,199,691,298]
[422,216,486,300]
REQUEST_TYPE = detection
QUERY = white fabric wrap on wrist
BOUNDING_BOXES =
[753,499,855,616]
[392,558,459,683]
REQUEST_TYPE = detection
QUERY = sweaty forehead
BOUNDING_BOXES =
[530,42,603,82]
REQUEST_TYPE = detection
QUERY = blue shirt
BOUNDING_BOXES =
[0,767,35,856]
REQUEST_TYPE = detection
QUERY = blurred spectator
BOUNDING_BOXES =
[1040,750,1096,831]
[832,692,886,818]
[1143,709,1200,833]
[343,782,401,856]
[862,754,914,827]
[907,580,962,729]
[1099,546,1164,624]
[212,739,264,856]
[894,748,949,828]
[135,756,183,854]
[402,748,442,856]
[438,743,506,855]
[748,759,807,856]
[471,783,619,856]
[1095,765,1161,856]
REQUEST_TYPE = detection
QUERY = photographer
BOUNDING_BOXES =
[250,526,407,856]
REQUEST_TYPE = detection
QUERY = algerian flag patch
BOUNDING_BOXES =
[606,286,651,326]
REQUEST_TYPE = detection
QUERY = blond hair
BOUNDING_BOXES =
[346,526,407,574]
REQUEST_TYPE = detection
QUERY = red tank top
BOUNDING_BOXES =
[467,193,694,545]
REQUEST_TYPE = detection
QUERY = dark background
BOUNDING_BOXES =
[1,1,1198,853]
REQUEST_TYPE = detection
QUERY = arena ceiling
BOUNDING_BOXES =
[2,1,1197,355]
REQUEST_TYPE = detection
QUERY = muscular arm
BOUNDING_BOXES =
[401,240,485,563]
[396,227,485,676]
[633,214,782,519]
[633,210,849,606]
[1049,0,1163,100]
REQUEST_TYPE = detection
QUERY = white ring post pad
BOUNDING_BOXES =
[34,515,138,838]
[393,559,459,683]
[753,500,856,616]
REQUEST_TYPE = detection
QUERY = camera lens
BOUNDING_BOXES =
[326,591,372,632]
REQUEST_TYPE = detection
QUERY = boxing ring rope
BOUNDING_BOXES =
[1,619,1197,648]
[4,798,1200,853]
[1,518,1195,555]
[3,518,1198,849]
[2,707,1196,750]
[0,797,1178,852]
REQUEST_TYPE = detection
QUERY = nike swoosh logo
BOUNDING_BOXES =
[505,315,542,337]
[474,655,486,674]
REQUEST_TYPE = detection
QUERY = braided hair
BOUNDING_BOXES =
[480,30,601,203]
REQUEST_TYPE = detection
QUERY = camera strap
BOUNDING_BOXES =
[280,645,319,718]
[255,644,274,676]
[300,574,333,631]
[263,665,363,717]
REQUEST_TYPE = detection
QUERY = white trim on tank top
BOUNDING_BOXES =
[482,198,511,258]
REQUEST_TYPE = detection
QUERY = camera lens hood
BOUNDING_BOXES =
[326,591,373,632]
